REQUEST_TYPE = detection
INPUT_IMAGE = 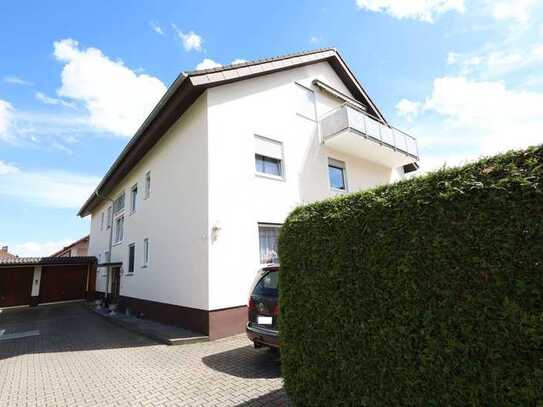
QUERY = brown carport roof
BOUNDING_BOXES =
[78,48,388,217]
[0,256,96,267]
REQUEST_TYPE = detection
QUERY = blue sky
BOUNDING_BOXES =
[1,0,542,256]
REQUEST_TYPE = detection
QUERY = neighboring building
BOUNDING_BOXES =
[0,246,17,259]
[51,235,90,257]
[78,48,420,339]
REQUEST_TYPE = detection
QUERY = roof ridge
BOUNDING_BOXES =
[184,47,337,76]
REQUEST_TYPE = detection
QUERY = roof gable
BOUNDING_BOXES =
[78,48,387,216]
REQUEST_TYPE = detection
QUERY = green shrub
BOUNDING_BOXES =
[279,146,543,406]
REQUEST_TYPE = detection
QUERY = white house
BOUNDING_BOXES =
[78,48,419,339]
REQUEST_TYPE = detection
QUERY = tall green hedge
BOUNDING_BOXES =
[279,146,543,406]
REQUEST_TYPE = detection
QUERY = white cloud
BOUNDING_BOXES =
[0,166,99,208]
[195,58,222,70]
[355,0,464,22]
[195,58,248,71]
[448,44,543,78]
[172,25,203,51]
[396,99,421,121]
[3,76,32,86]
[9,240,73,257]
[400,76,543,171]
[0,99,13,137]
[309,36,321,44]
[0,160,18,175]
[149,21,164,35]
[487,0,536,23]
[53,38,167,137]
[35,92,75,109]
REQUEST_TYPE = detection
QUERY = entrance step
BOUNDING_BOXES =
[87,303,208,345]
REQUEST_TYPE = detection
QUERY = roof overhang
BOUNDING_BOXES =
[78,48,388,217]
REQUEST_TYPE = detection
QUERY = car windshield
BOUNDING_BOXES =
[252,271,279,298]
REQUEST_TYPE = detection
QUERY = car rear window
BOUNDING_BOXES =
[252,271,279,298]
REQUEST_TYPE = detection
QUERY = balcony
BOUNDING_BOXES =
[320,104,419,169]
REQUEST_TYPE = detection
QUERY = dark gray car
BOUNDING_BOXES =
[246,265,279,348]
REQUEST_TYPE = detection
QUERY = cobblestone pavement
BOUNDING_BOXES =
[0,303,288,406]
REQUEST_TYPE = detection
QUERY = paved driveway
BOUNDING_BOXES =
[0,303,288,406]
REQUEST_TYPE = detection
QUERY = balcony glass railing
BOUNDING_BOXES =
[320,104,419,160]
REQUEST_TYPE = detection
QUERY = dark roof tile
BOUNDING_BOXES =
[0,256,96,266]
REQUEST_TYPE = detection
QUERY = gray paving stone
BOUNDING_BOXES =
[0,303,289,406]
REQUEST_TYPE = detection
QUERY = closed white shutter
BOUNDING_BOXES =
[255,136,282,160]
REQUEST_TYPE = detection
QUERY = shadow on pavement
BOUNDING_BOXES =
[235,388,290,406]
[202,345,282,379]
[0,302,156,361]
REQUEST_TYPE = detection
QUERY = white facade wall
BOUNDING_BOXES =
[206,62,394,310]
[88,61,404,313]
[88,95,209,309]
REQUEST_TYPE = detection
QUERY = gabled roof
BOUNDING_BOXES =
[78,48,387,217]
[0,256,96,267]
[50,235,89,257]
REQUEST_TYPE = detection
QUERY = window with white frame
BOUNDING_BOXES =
[144,171,151,199]
[102,251,109,276]
[130,184,138,213]
[114,216,124,244]
[254,136,284,178]
[106,206,112,229]
[143,238,149,267]
[328,158,347,191]
[258,224,281,264]
[113,192,125,215]
[295,83,316,120]
[128,243,135,274]
[100,211,104,231]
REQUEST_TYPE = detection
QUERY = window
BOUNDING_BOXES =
[328,158,347,191]
[130,184,138,213]
[114,216,124,244]
[258,224,281,264]
[105,251,110,262]
[113,192,125,215]
[143,238,149,267]
[128,244,135,274]
[106,206,112,229]
[295,83,316,120]
[100,212,104,231]
[144,171,151,199]
[255,155,282,176]
[253,270,279,298]
[254,136,284,178]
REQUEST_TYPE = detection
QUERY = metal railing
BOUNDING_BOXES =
[320,103,419,159]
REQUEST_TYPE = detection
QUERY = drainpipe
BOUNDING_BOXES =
[94,190,114,307]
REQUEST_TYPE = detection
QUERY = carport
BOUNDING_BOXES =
[0,256,97,308]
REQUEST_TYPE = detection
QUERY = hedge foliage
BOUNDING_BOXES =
[279,146,543,406]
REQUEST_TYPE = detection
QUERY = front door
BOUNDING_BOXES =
[110,266,121,304]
